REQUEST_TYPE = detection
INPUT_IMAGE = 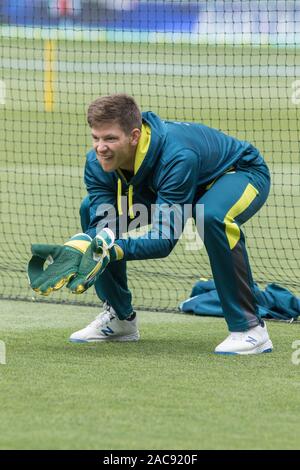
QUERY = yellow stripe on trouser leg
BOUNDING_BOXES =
[224,183,259,250]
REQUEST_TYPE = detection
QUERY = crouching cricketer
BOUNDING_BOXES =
[28,93,273,355]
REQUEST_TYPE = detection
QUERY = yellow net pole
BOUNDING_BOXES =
[44,40,55,112]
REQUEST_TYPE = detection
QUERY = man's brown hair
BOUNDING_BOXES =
[87,93,142,134]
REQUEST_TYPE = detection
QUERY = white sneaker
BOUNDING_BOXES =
[69,304,140,343]
[214,321,273,355]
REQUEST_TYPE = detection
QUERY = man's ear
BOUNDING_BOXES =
[130,128,141,146]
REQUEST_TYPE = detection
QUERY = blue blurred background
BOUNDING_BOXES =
[1,0,300,44]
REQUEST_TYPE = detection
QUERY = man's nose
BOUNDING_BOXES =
[96,141,108,153]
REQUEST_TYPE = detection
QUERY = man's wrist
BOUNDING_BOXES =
[110,242,124,261]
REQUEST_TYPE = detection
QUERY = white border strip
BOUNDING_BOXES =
[1,25,300,47]
[1,57,299,77]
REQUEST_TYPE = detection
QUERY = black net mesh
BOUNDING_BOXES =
[0,0,299,311]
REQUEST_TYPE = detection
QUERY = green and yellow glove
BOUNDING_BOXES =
[28,233,92,296]
[67,228,123,294]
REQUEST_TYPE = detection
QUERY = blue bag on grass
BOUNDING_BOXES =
[179,279,300,322]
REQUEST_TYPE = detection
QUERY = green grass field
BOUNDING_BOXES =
[0,299,300,450]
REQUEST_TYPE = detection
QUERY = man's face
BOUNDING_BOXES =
[91,122,140,172]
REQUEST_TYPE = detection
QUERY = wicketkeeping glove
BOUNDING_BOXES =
[67,228,123,294]
[28,233,92,296]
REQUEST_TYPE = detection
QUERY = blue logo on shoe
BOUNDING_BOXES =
[245,336,258,345]
[101,326,114,336]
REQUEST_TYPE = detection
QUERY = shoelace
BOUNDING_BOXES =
[98,311,115,327]
[89,303,115,328]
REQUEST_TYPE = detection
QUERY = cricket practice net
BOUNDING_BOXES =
[0,0,299,311]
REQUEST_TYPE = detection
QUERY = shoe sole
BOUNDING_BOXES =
[214,340,273,355]
[69,333,140,343]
